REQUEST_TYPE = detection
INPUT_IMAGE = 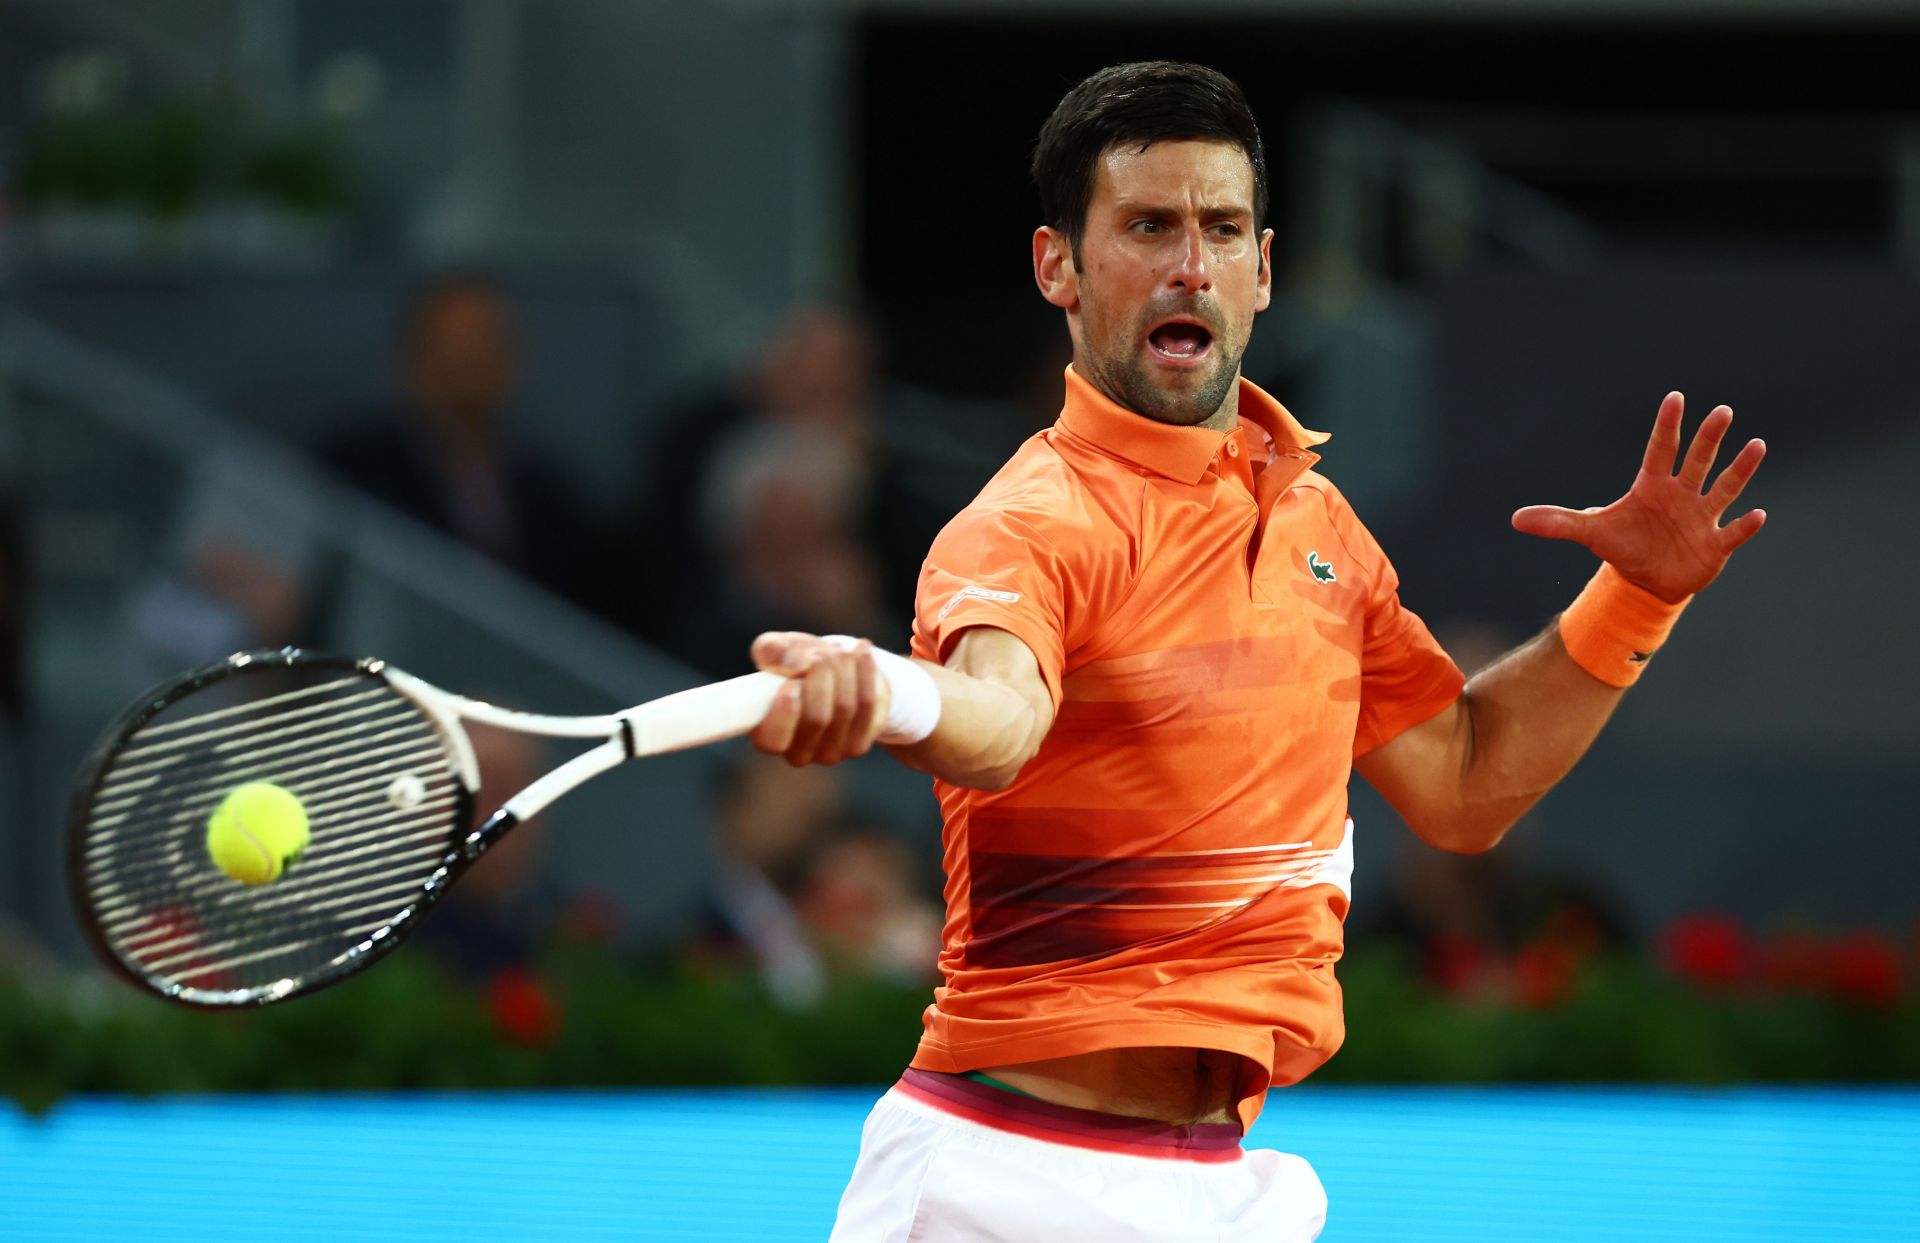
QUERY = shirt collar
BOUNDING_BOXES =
[1056,364,1329,486]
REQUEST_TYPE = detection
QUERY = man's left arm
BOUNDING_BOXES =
[1356,391,1768,854]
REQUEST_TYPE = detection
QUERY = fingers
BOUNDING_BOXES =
[746,632,881,766]
[749,679,802,755]
[848,639,881,755]
[1641,392,1685,476]
[1716,507,1768,554]
[1705,437,1766,515]
[1676,405,1734,490]
[785,657,840,765]
[1511,504,1600,545]
[751,631,820,677]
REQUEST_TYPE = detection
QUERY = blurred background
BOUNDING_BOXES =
[1,1,1917,1240]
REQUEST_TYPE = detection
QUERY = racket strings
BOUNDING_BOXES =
[77,666,468,1000]
[90,703,436,818]
[104,684,393,770]
[88,728,448,838]
[85,779,457,953]
[89,784,461,917]
[125,674,369,739]
[95,691,403,787]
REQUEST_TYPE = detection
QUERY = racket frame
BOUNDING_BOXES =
[68,647,783,1008]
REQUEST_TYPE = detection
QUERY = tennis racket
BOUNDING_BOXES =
[68,647,785,1008]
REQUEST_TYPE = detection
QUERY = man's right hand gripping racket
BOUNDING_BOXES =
[66,649,812,1008]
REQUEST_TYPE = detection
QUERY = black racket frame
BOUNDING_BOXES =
[66,647,480,1008]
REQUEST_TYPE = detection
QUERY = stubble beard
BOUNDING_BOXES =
[1079,300,1245,429]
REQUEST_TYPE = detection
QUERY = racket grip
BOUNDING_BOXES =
[625,671,786,756]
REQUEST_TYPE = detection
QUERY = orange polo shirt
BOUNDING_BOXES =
[906,366,1465,1131]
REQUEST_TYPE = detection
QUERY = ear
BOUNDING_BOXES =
[1253,228,1274,314]
[1033,226,1078,311]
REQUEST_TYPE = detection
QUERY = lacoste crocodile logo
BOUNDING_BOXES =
[1307,551,1337,584]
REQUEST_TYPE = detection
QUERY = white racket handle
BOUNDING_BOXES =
[624,671,787,756]
[495,672,784,826]
[637,644,941,752]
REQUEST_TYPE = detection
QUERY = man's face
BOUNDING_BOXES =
[407,288,517,430]
[1036,139,1272,428]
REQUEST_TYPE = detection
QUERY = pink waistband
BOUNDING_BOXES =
[895,1068,1243,1163]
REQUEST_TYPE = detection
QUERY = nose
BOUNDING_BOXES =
[1167,225,1211,293]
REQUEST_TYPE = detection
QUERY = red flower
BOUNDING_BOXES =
[1423,930,1487,995]
[1511,939,1580,1010]
[487,968,562,1047]
[1826,931,1901,1008]
[1660,913,1750,991]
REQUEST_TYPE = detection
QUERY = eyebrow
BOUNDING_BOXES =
[1111,199,1253,221]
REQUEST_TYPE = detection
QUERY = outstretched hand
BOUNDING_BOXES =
[1512,392,1767,603]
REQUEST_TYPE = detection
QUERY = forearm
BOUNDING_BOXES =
[1372,561,1691,852]
[1434,625,1627,851]
[888,658,1048,791]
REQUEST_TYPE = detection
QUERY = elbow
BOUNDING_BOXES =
[1437,826,1508,855]
[1412,810,1514,856]
[972,765,1022,793]
[918,736,1042,794]
[967,697,1049,791]
[965,741,1043,792]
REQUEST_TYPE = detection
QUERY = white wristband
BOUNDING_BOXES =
[824,636,942,745]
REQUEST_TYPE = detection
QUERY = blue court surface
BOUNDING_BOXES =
[4,1087,1917,1240]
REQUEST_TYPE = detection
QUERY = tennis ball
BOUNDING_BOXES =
[205,781,310,885]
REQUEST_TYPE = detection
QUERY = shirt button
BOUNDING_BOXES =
[1226,440,1240,458]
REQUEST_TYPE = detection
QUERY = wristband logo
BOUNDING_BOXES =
[1307,551,1337,584]
[937,584,1022,624]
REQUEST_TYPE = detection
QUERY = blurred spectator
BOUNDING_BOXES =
[317,271,613,615]
[127,453,319,682]
[636,304,947,673]
[698,756,841,1008]
[793,826,941,986]
[696,753,942,1005]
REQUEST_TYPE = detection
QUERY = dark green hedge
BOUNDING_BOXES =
[4,944,1913,1113]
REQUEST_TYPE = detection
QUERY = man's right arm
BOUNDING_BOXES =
[748,627,1054,791]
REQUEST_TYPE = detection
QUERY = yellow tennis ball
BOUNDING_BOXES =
[206,781,310,885]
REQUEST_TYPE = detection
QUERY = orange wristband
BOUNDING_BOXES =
[1557,563,1689,688]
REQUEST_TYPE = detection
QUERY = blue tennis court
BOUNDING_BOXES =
[4,1087,1916,1240]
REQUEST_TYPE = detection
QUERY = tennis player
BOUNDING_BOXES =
[750,62,1767,1241]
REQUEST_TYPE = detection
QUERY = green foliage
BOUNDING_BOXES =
[1321,948,1920,1084]
[16,108,209,214]
[237,127,356,216]
[15,105,355,216]
[4,945,1913,1112]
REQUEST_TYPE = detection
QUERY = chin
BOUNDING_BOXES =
[1146,363,1238,424]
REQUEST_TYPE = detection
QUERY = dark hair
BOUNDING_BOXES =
[1032,62,1268,263]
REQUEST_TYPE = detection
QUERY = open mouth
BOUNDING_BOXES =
[1147,320,1214,363]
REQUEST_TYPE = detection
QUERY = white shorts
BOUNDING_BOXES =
[829,1071,1327,1242]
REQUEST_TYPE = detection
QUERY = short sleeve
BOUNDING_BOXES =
[1326,494,1466,757]
[911,506,1074,711]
